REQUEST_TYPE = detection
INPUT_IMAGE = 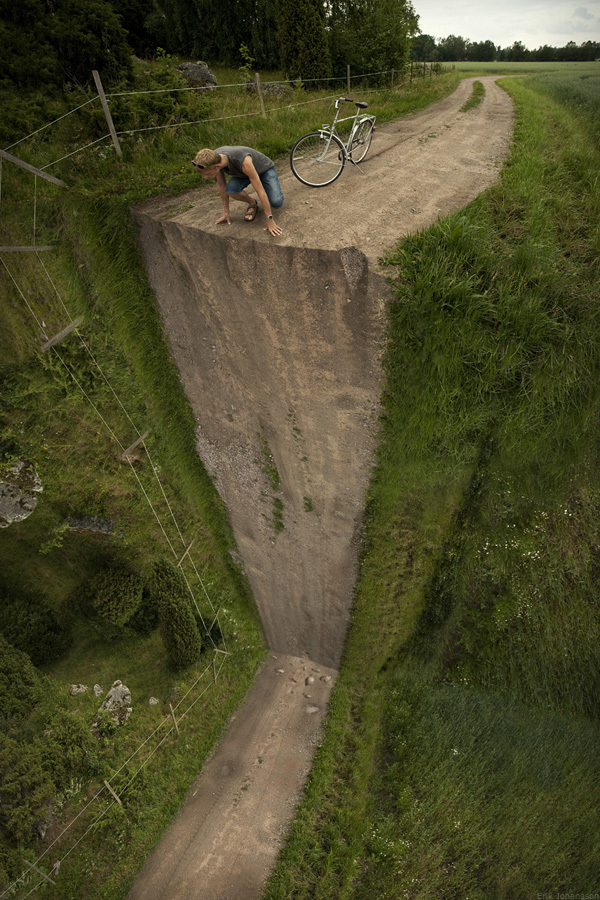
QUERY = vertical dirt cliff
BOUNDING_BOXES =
[133,210,385,668]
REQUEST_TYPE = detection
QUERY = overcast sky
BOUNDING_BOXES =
[413,0,600,49]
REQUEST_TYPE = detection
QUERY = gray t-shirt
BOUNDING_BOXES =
[215,146,274,178]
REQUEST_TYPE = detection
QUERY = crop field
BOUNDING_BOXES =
[455,59,600,75]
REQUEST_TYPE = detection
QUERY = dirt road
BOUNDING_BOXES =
[130,76,514,899]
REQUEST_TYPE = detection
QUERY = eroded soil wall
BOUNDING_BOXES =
[134,213,384,667]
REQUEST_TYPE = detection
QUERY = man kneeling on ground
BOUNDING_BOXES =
[193,146,283,237]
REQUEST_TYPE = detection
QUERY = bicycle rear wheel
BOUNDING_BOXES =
[349,118,374,163]
[290,132,346,187]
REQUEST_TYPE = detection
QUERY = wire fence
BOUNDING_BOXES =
[2,62,450,176]
[0,245,231,898]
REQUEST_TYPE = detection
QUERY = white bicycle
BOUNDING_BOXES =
[289,97,376,187]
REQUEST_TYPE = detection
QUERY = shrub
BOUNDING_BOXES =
[89,564,145,627]
[0,634,45,722]
[152,560,202,670]
[0,589,72,665]
[40,708,96,790]
[0,733,54,845]
[128,583,159,635]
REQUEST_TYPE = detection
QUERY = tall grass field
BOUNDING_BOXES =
[263,73,600,898]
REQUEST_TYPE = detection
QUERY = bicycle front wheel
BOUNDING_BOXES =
[290,132,346,187]
[349,118,374,163]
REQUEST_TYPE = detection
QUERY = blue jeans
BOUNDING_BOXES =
[225,166,284,209]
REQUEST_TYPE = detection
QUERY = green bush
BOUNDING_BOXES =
[0,589,72,665]
[89,564,145,628]
[0,733,55,845]
[0,634,45,722]
[152,560,202,670]
[128,583,159,635]
[40,708,97,790]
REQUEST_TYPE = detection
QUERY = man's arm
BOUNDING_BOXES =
[242,157,282,236]
[215,169,231,225]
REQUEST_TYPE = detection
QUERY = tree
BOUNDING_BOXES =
[277,0,332,81]
[152,560,202,670]
[329,0,418,74]
[437,34,468,61]
[411,33,437,62]
[467,40,496,62]
[0,0,132,91]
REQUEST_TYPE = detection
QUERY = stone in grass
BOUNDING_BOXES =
[91,680,132,735]
[70,684,88,696]
[0,459,43,528]
[173,61,217,89]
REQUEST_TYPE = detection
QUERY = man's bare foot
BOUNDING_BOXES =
[244,202,258,222]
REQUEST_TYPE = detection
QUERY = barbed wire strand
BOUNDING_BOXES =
[40,133,111,170]
[0,256,45,329]
[3,97,99,152]
[38,288,224,650]
[103,69,383,98]
[5,250,227,652]
[34,253,223,640]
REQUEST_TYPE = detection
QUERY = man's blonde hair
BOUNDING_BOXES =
[193,148,221,168]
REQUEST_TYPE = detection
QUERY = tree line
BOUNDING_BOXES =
[0,0,419,92]
[412,32,600,63]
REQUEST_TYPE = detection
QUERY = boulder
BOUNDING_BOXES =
[91,680,133,734]
[70,684,88,696]
[68,516,118,536]
[101,679,131,711]
[173,61,217,90]
[0,459,43,528]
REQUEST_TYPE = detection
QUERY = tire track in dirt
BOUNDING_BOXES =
[129,76,514,899]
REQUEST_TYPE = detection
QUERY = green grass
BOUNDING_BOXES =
[263,73,600,900]
[459,79,485,111]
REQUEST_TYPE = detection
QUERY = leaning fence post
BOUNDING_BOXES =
[255,72,266,118]
[92,70,122,158]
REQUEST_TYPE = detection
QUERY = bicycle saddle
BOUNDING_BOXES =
[355,101,368,108]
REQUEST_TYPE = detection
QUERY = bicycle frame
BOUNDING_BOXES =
[317,98,375,164]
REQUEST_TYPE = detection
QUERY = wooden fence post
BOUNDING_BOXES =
[92,70,122,158]
[347,64,351,96]
[255,72,266,118]
[410,61,413,85]
[390,68,394,90]
[170,703,180,736]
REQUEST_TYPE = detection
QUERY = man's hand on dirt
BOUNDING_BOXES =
[216,213,231,225]
[265,219,283,237]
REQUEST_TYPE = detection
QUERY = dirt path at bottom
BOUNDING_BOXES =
[127,657,336,900]
[130,77,515,899]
